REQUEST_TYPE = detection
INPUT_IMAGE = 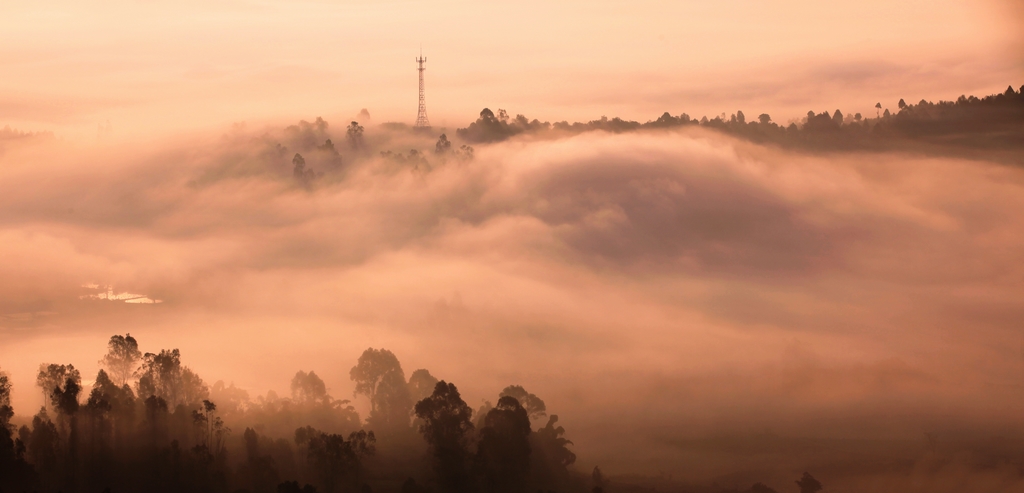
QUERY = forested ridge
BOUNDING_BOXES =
[455,84,1024,159]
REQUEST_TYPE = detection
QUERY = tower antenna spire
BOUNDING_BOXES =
[415,51,430,128]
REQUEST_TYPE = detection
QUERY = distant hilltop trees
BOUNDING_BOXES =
[456,84,1024,157]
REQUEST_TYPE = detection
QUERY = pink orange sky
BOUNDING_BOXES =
[1,0,1021,139]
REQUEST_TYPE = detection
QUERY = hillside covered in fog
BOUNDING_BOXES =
[1,85,1024,493]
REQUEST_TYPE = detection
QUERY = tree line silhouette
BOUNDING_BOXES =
[270,117,475,186]
[0,334,826,493]
[455,85,1024,156]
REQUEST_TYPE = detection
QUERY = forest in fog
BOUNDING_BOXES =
[1,85,1023,493]
[3,0,1023,490]
[0,334,597,493]
[455,84,1024,160]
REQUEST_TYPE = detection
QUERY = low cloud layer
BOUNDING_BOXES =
[2,123,1024,490]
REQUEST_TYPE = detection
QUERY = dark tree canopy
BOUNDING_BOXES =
[476,396,532,493]
[369,369,412,433]
[0,365,34,493]
[100,333,142,387]
[0,367,11,410]
[295,426,375,493]
[0,333,837,493]
[531,414,576,488]
[346,122,365,150]
[136,349,209,408]
[36,363,81,413]
[435,133,452,154]
[499,385,546,421]
[449,84,1024,162]
[407,369,439,405]
[414,381,475,493]
[796,472,823,493]
[292,371,329,405]
[350,348,412,433]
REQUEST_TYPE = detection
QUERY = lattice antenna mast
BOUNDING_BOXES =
[415,52,430,127]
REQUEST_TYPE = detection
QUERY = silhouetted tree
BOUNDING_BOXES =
[100,333,142,387]
[53,375,81,417]
[293,153,319,185]
[371,370,413,433]
[475,396,532,493]
[350,349,401,408]
[531,415,576,488]
[137,349,209,408]
[414,381,474,493]
[0,367,11,414]
[295,426,375,493]
[192,399,229,453]
[248,382,360,443]
[36,363,80,412]
[592,466,607,493]
[48,371,81,490]
[293,371,329,405]
[82,368,134,490]
[435,134,452,154]
[347,122,365,150]
[449,85,1022,155]
[455,144,475,161]
[285,117,331,150]
[499,385,546,421]
[457,108,524,143]
[27,409,59,490]
[240,427,281,493]
[407,369,439,404]
[318,138,338,154]
[350,348,412,433]
[143,394,169,448]
[0,367,36,492]
[210,380,249,416]
[796,472,822,493]
[475,400,494,430]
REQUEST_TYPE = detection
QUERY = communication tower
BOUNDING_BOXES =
[415,53,430,127]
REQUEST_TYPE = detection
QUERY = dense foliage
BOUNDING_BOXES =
[0,334,589,493]
[456,85,1024,158]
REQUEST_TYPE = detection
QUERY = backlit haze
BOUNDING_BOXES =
[2,1,1024,491]
[2,0,1021,138]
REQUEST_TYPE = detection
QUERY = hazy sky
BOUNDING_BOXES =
[1,0,1021,139]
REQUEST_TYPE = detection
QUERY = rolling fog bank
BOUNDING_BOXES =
[2,96,1024,491]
